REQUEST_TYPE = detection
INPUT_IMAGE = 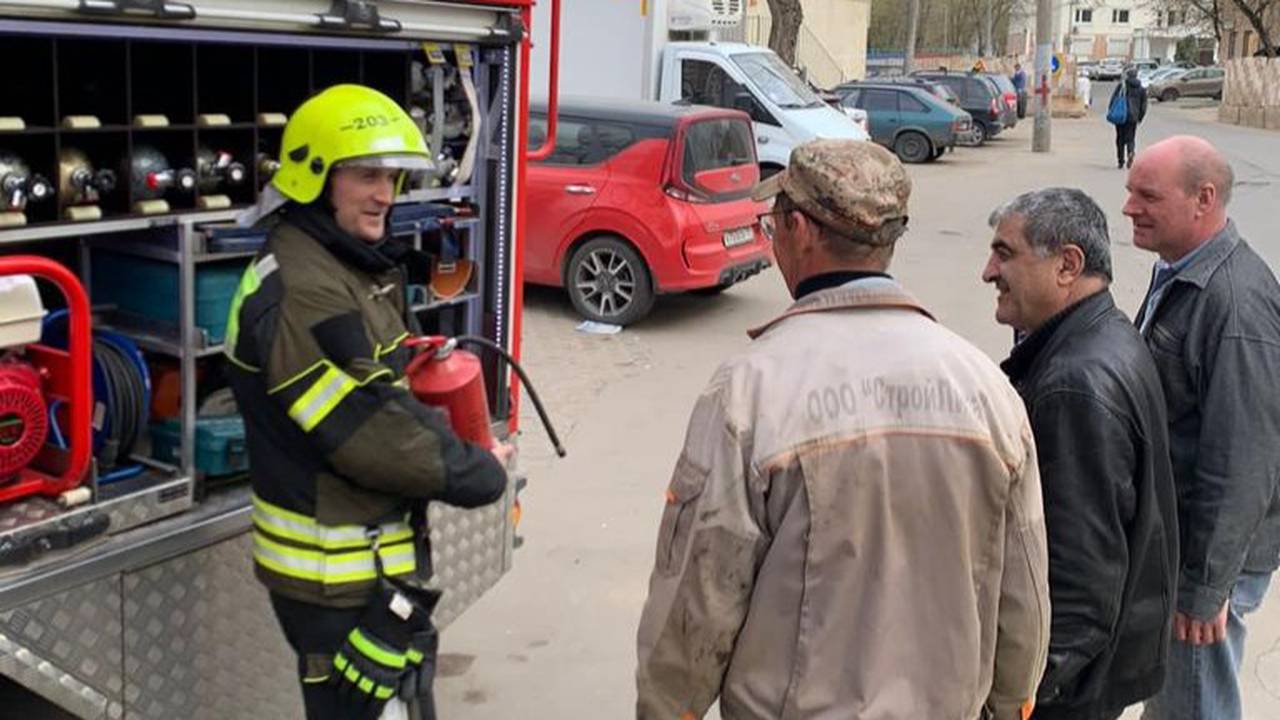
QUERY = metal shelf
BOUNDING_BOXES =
[401,186,476,204]
[0,126,56,135]
[96,319,223,359]
[89,235,257,265]
[59,124,131,133]
[411,291,480,314]
[0,209,240,245]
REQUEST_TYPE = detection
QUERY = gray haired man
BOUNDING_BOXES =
[982,188,1179,720]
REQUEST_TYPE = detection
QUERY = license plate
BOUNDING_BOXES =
[723,227,754,248]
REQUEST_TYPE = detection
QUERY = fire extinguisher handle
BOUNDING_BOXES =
[404,335,452,355]
[456,335,566,458]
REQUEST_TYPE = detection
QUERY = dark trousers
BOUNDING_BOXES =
[270,593,436,720]
[1116,121,1138,165]
[1016,91,1028,119]
[1034,706,1124,720]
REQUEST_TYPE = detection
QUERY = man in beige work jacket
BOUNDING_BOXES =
[635,139,1051,720]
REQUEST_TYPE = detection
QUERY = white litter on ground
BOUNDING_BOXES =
[575,320,622,335]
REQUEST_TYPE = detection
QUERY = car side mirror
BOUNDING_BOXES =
[732,91,755,114]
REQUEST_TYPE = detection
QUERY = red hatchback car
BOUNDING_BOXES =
[525,97,772,325]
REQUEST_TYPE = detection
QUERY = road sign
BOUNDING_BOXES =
[1052,53,1064,79]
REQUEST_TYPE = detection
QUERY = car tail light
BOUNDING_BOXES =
[990,97,1000,116]
[664,184,707,203]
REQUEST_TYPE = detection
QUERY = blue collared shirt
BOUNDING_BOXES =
[1140,239,1213,333]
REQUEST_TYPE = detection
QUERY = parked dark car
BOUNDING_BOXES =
[911,71,1005,144]
[835,83,972,163]
[849,75,963,107]
[983,73,1020,128]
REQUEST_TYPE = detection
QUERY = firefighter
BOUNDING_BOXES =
[225,84,512,720]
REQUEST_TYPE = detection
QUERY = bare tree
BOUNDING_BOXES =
[1144,0,1226,43]
[766,0,805,65]
[1229,0,1278,57]
[983,0,997,55]
[904,0,922,71]
[869,0,1032,57]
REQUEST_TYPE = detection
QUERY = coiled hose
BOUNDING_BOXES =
[93,338,147,470]
[456,335,566,458]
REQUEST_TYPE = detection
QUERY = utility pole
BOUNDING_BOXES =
[904,0,921,74]
[1033,0,1053,152]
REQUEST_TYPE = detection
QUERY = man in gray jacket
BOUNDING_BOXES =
[1126,136,1280,720]
[635,139,1050,720]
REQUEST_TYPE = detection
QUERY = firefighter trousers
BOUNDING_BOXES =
[270,593,438,720]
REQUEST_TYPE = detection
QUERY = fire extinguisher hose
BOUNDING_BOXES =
[456,335,566,458]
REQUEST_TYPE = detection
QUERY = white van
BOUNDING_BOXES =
[657,42,870,172]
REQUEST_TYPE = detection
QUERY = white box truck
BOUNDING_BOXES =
[530,0,869,174]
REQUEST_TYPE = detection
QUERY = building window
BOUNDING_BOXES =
[1168,11,1181,26]
[1075,8,1093,23]
[1113,9,1130,24]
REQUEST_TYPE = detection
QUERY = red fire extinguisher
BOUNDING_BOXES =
[404,335,565,457]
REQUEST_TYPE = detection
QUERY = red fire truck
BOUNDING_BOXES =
[0,0,559,716]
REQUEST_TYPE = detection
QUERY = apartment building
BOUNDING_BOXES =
[1008,2,1213,62]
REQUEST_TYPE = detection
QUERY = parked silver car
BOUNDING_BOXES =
[1141,67,1186,88]
[1151,66,1224,102]
[1094,58,1127,81]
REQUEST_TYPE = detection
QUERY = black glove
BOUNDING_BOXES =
[399,626,440,717]
[439,466,507,508]
[332,581,439,719]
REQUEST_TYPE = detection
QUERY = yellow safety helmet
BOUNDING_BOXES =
[272,84,432,204]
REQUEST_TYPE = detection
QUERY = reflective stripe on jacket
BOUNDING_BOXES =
[251,493,416,588]
[227,217,505,608]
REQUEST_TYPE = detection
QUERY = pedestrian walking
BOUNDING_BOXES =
[1013,63,1028,118]
[635,139,1050,720]
[983,188,1178,720]
[1107,68,1148,169]
[1127,136,1280,720]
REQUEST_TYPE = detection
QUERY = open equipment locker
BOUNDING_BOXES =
[0,0,558,716]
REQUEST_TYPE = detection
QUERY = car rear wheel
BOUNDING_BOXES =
[566,236,655,326]
[971,122,988,146]
[894,131,933,164]
[1161,88,1180,102]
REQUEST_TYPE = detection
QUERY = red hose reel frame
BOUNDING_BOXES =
[0,256,92,503]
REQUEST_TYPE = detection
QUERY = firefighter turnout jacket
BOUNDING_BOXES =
[226,206,507,609]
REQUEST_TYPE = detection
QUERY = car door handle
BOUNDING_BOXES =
[758,135,770,144]
[564,184,596,195]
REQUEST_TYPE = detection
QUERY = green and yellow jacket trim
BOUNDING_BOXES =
[225,221,502,608]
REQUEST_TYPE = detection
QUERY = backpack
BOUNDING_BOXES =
[1107,88,1129,125]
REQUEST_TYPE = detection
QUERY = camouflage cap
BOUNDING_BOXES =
[752,139,911,244]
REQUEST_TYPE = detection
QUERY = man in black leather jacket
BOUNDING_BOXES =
[1127,137,1280,720]
[982,188,1179,720]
